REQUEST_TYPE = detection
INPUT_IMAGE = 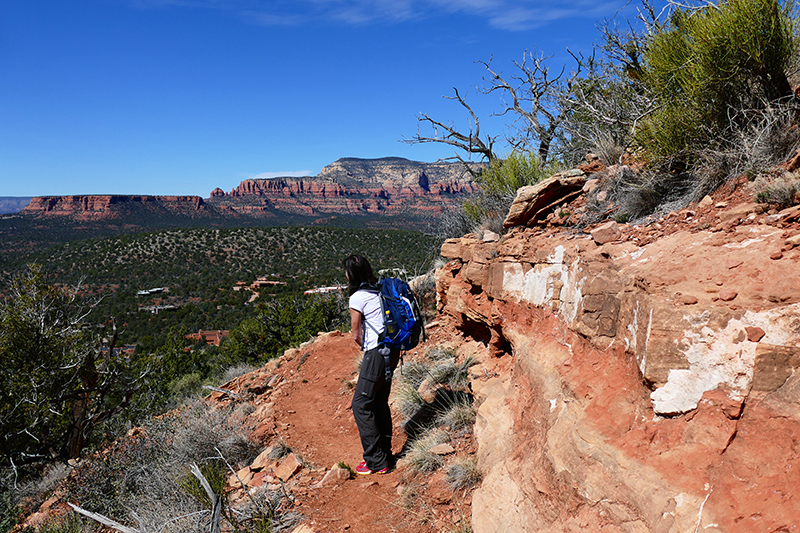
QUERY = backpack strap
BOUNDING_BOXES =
[359,282,394,381]
[358,283,382,350]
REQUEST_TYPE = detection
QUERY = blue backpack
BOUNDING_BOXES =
[373,277,424,351]
[361,277,424,380]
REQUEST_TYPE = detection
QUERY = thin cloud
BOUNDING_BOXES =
[128,0,631,30]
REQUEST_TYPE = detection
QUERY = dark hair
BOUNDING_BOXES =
[342,254,377,296]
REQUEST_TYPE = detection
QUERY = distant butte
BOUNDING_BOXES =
[21,157,483,229]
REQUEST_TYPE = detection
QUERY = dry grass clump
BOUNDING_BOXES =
[38,513,94,533]
[220,363,260,384]
[394,381,428,421]
[404,429,449,475]
[427,356,475,392]
[435,396,475,434]
[61,400,287,533]
[13,463,71,515]
[397,360,429,388]
[267,440,293,461]
[445,457,482,491]
[424,346,457,362]
[754,170,800,207]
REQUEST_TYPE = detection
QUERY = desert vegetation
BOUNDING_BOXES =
[5,0,800,530]
[392,345,480,518]
[0,226,437,489]
[415,0,800,234]
[0,226,438,346]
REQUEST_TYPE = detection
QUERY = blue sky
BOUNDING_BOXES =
[1,0,644,197]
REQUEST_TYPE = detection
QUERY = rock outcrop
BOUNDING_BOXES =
[211,157,480,220]
[19,158,480,229]
[22,195,205,220]
[438,198,800,531]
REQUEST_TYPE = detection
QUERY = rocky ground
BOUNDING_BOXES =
[204,326,479,533]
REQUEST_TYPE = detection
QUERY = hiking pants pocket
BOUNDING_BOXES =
[356,348,384,399]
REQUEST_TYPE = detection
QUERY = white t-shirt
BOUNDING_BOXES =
[349,289,384,351]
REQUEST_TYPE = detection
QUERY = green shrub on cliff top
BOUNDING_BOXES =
[463,150,558,232]
[637,0,798,159]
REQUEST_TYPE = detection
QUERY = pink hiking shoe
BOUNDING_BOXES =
[355,461,389,475]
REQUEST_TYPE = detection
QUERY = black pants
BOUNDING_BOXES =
[352,346,399,471]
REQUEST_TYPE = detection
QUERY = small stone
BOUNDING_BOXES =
[482,230,500,242]
[250,471,268,488]
[678,294,699,305]
[786,234,800,247]
[719,289,738,302]
[274,453,303,481]
[237,466,254,485]
[765,213,790,224]
[313,465,352,487]
[250,446,273,471]
[583,178,600,193]
[429,443,456,455]
[745,327,766,342]
[715,202,728,208]
[590,221,622,244]
[771,251,784,260]
[417,378,440,403]
[698,195,714,209]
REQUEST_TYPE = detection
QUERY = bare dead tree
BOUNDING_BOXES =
[60,319,143,459]
[478,50,586,164]
[404,50,585,168]
[561,49,661,164]
[403,87,499,171]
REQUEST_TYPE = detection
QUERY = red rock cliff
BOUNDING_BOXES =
[212,157,480,217]
[22,195,205,219]
[19,158,480,225]
[437,198,800,531]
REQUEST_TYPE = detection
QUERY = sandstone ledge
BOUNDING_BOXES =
[438,225,800,531]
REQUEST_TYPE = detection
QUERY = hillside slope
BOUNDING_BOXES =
[17,164,800,533]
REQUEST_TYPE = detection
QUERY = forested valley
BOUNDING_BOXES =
[0,225,439,469]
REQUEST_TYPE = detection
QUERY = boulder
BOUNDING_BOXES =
[503,172,587,228]
[717,202,767,221]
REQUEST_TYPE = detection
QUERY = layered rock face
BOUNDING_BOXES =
[22,195,205,220]
[20,158,479,225]
[438,208,800,531]
[213,157,479,218]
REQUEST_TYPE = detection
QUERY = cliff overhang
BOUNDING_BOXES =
[438,201,800,531]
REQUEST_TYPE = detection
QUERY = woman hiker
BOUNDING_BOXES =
[342,254,400,475]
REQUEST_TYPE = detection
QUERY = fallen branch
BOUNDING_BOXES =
[202,385,244,400]
[67,503,141,533]
[190,463,222,533]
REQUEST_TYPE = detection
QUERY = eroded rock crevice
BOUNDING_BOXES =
[438,219,800,532]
